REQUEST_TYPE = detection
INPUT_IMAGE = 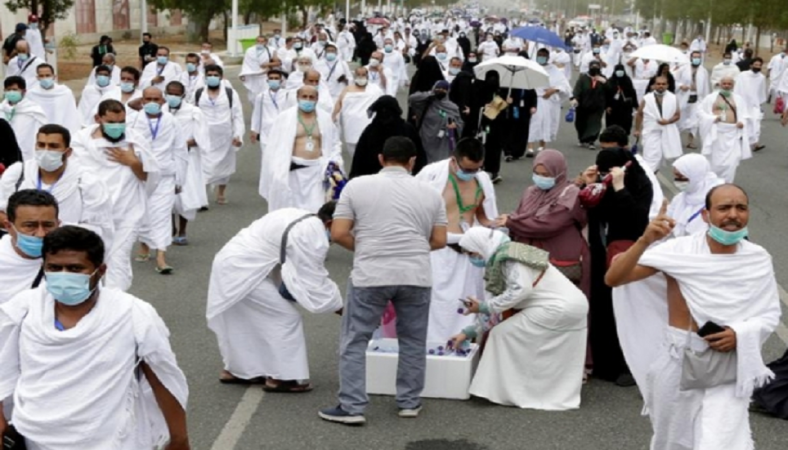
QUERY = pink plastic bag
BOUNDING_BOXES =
[380,301,397,338]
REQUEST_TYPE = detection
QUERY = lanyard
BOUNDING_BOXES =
[297,112,317,137]
[36,173,62,192]
[157,63,166,76]
[148,116,162,140]
[327,62,338,81]
[269,91,279,110]
[4,107,14,122]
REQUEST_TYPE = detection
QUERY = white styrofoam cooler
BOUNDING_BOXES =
[365,338,481,400]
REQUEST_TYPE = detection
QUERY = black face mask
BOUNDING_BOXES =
[589,68,600,76]
[752,67,761,73]
[434,91,447,100]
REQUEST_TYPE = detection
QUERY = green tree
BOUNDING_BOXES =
[149,0,229,42]
[4,0,75,35]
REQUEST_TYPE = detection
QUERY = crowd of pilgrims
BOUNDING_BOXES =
[0,5,787,449]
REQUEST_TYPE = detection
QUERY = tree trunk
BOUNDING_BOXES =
[222,10,229,43]
[755,26,761,57]
[200,18,211,43]
[300,5,309,29]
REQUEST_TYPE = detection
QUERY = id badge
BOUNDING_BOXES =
[614,93,620,101]
[437,129,445,138]
[520,100,525,108]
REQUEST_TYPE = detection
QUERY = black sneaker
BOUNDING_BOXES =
[615,373,636,387]
[318,405,366,425]
[491,174,502,184]
[504,155,514,162]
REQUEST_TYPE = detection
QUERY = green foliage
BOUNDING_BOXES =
[58,31,78,59]
[4,0,75,34]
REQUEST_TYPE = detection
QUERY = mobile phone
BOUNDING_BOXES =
[458,298,471,307]
[697,321,726,337]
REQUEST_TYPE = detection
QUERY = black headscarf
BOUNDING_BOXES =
[461,52,479,72]
[409,56,446,94]
[350,96,427,179]
[595,147,651,195]
[608,64,635,92]
[647,63,676,93]
[457,32,471,58]
[725,39,738,55]
[0,118,22,171]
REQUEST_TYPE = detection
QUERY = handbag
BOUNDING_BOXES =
[774,96,785,115]
[565,107,575,122]
[679,320,738,391]
[3,424,27,450]
[550,258,582,285]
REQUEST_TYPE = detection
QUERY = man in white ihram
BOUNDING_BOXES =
[734,57,767,152]
[606,184,781,450]
[25,64,80,134]
[207,202,342,390]
[0,226,191,450]
[697,76,751,183]
[528,48,572,155]
[260,85,342,213]
[240,35,280,104]
[332,66,383,159]
[634,76,682,173]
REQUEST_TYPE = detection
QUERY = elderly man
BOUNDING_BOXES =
[332,66,384,158]
[0,125,113,244]
[0,225,190,449]
[734,57,767,152]
[409,80,463,163]
[5,40,44,88]
[319,136,447,425]
[25,64,80,134]
[196,65,244,205]
[260,85,342,213]
[70,99,159,291]
[282,69,334,115]
[207,202,342,389]
[240,36,281,104]
[140,46,183,91]
[78,65,115,127]
[634,76,683,172]
[1,76,47,161]
[86,53,121,87]
[710,52,741,90]
[199,42,224,71]
[130,87,187,274]
[606,185,781,450]
[697,76,751,182]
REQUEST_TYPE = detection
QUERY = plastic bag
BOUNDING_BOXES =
[565,107,575,123]
[774,96,785,115]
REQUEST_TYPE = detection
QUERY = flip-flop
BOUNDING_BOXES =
[262,381,313,393]
[216,197,228,205]
[135,253,151,262]
[686,144,697,149]
[219,376,267,385]
[156,265,174,275]
[173,236,189,246]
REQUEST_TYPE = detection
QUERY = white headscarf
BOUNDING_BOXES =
[458,227,510,262]
[673,154,724,206]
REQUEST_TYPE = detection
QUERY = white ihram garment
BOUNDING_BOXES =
[77,84,114,127]
[166,103,211,220]
[470,262,588,410]
[70,126,160,291]
[6,56,45,88]
[0,288,188,450]
[0,98,47,161]
[316,59,353,99]
[240,46,274,103]
[618,233,781,449]
[640,92,683,172]
[260,106,343,213]
[130,112,187,251]
[734,71,767,145]
[416,159,498,343]
[198,87,245,185]
[207,209,342,380]
[24,84,81,134]
[85,65,121,88]
[0,161,114,248]
[338,85,383,155]
[529,65,571,143]
[681,66,710,134]
[0,236,41,304]
[697,92,751,182]
[140,61,183,92]
[177,72,206,104]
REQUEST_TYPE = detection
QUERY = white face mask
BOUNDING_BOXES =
[35,149,65,172]
[369,58,380,67]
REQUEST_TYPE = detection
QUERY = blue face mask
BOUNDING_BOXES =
[206,76,221,88]
[692,58,702,66]
[13,226,43,258]
[455,169,475,182]
[45,270,98,306]
[166,95,182,109]
[469,255,486,268]
[18,53,29,62]
[39,78,55,89]
[532,173,556,190]
[268,79,281,90]
[708,225,748,246]
[102,122,126,139]
[436,52,447,61]
[143,101,161,115]
[96,75,110,87]
[298,99,316,113]
[120,82,135,93]
[326,53,337,62]
[157,56,169,65]
[186,62,197,73]
[4,91,22,103]
[536,56,548,65]
[384,45,393,53]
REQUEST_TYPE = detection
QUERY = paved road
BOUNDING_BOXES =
[120,66,788,450]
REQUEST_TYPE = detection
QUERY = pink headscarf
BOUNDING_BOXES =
[516,149,579,218]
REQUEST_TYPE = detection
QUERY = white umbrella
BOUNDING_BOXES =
[630,44,689,64]
[473,55,550,93]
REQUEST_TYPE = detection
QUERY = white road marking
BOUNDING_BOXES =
[656,171,788,345]
[209,387,265,450]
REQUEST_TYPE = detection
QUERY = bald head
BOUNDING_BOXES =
[297,84,319,100]
[15,40,29,53]
[303,69,321,86]
[719,76,735,91]
[142,86,164,101]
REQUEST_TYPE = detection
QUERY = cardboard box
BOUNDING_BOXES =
[365,338,481,400]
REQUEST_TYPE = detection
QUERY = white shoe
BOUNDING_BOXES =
[398,405,422,418]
